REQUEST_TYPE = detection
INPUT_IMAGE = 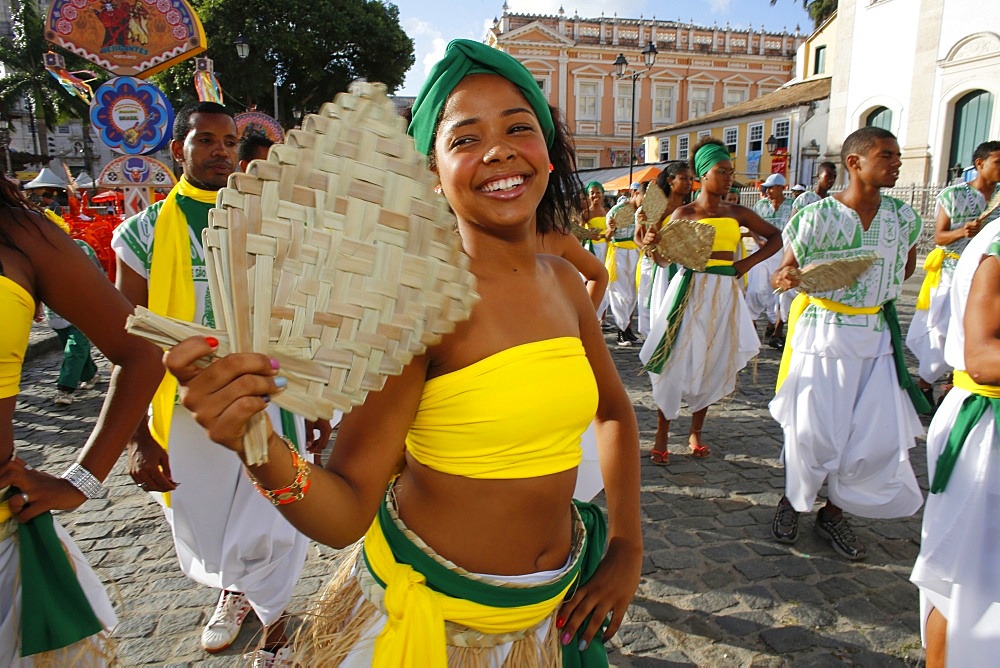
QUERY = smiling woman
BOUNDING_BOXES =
[161,38,642,666]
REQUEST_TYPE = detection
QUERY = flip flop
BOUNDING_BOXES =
[650,449,670,466]
[690,444,711,458]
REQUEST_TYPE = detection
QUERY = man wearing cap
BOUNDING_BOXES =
[747,173,793,347]
[604,182,643,345]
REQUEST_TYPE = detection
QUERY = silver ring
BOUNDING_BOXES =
[20,492,29,505]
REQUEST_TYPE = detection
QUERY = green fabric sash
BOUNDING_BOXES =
[365,496,609,665]
[562,501,609,668]
[278,408,299,449]
[17,511,103,656]
[930,393,1000,493]
[882,300,934,415]
[643,265,737,374]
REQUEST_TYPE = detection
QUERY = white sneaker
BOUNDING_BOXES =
[79,373,100,390]
[201,590,252,653]
[54,390,74,405]
[247,645,293,668]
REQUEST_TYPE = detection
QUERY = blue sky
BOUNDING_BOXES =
[393,0,814,96]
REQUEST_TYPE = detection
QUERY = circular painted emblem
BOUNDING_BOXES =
[235,111,284,144]
[90,76,174,155]
[98,154,177,188]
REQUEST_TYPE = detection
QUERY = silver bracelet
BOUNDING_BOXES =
[61,463,104,499]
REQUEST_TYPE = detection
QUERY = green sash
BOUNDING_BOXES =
[643,265,737,374]
[365,496,609,666]
[17,511,103,655]
[930,393,1000,494]
[882,300,934,415]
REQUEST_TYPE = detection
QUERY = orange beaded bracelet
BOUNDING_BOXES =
[246,435,312,506]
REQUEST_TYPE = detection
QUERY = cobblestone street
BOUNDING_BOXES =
[14,279,929,666]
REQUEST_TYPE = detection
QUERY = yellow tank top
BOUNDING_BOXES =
[587,216,607,234]
[406,337,598,479]
[700,217,741,267]
[0,275,34,399]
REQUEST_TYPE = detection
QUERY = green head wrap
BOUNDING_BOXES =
[585,181,604,194]
[407,39,555,156]
[693,143,732,178]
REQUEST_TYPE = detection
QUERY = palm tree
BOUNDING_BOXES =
[770,0,838,30]
[0,0,91,161]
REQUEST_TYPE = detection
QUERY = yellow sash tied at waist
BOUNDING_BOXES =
[605,239,638,282]
[915,247,961,311]
[953,370,1000,398]
[776,294,881,391]
[363,510,577,667]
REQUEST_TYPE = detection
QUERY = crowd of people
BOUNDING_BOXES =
[2,38,998,666]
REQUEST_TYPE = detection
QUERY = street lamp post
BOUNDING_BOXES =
[614,42,658,186]
[0,117,12,177]
[234,34,280,122]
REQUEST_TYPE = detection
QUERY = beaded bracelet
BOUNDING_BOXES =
[246,435,312,506]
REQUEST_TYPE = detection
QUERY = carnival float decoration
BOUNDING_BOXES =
[235,111,284,143]
[44,0,206,78]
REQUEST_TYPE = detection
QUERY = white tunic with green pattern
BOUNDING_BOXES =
[770,195,925,519]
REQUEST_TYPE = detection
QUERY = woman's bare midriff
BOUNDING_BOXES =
[394,454,577,576]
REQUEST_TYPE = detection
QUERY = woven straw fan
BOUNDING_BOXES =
[797,254,877,294]
[640,182,669,229]
[127,82,479,464]
[980,188,1000,225]
[611,202,636,230]
[653,218,716,271]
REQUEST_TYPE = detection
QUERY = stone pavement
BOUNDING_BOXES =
[15,279,931,666]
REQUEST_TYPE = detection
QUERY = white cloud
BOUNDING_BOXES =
[423,37,447,77]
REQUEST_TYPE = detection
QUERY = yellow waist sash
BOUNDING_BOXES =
[953,370,1000,398]
[915,247,961,311]
[776,294,881,390]
[363,499,580,667]
[605,240,638,281]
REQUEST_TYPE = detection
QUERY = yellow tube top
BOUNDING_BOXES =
[0,275,34,399]
[406,337,598,479]
[587,216,607,233]
[699,217,741,267]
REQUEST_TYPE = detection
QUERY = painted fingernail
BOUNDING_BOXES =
[262,394,271,404]
[269,357,280,370]
[205,336,219,348]
[578,639,588,651]
[556,616,565,629]
[274,376,288,389]
[560,632,571,645]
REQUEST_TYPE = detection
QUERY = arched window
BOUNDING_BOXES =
[949,89,994,171]
[865,106,893,131]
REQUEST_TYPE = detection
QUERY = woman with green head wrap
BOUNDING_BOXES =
[165,38,642,666]
[639,137,782,465]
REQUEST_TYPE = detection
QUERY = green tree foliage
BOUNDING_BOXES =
[152,0,414,127]
[0,0,99,159]
[770,0,838,30]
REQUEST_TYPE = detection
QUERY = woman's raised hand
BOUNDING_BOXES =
[163,337,282,455]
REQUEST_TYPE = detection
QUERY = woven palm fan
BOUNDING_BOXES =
[652,218,716,271]
[980,188,1000,225]
[797,254,878,294]
[127,82,479,464]
[611,201,636,230]
[640,182,669,228]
